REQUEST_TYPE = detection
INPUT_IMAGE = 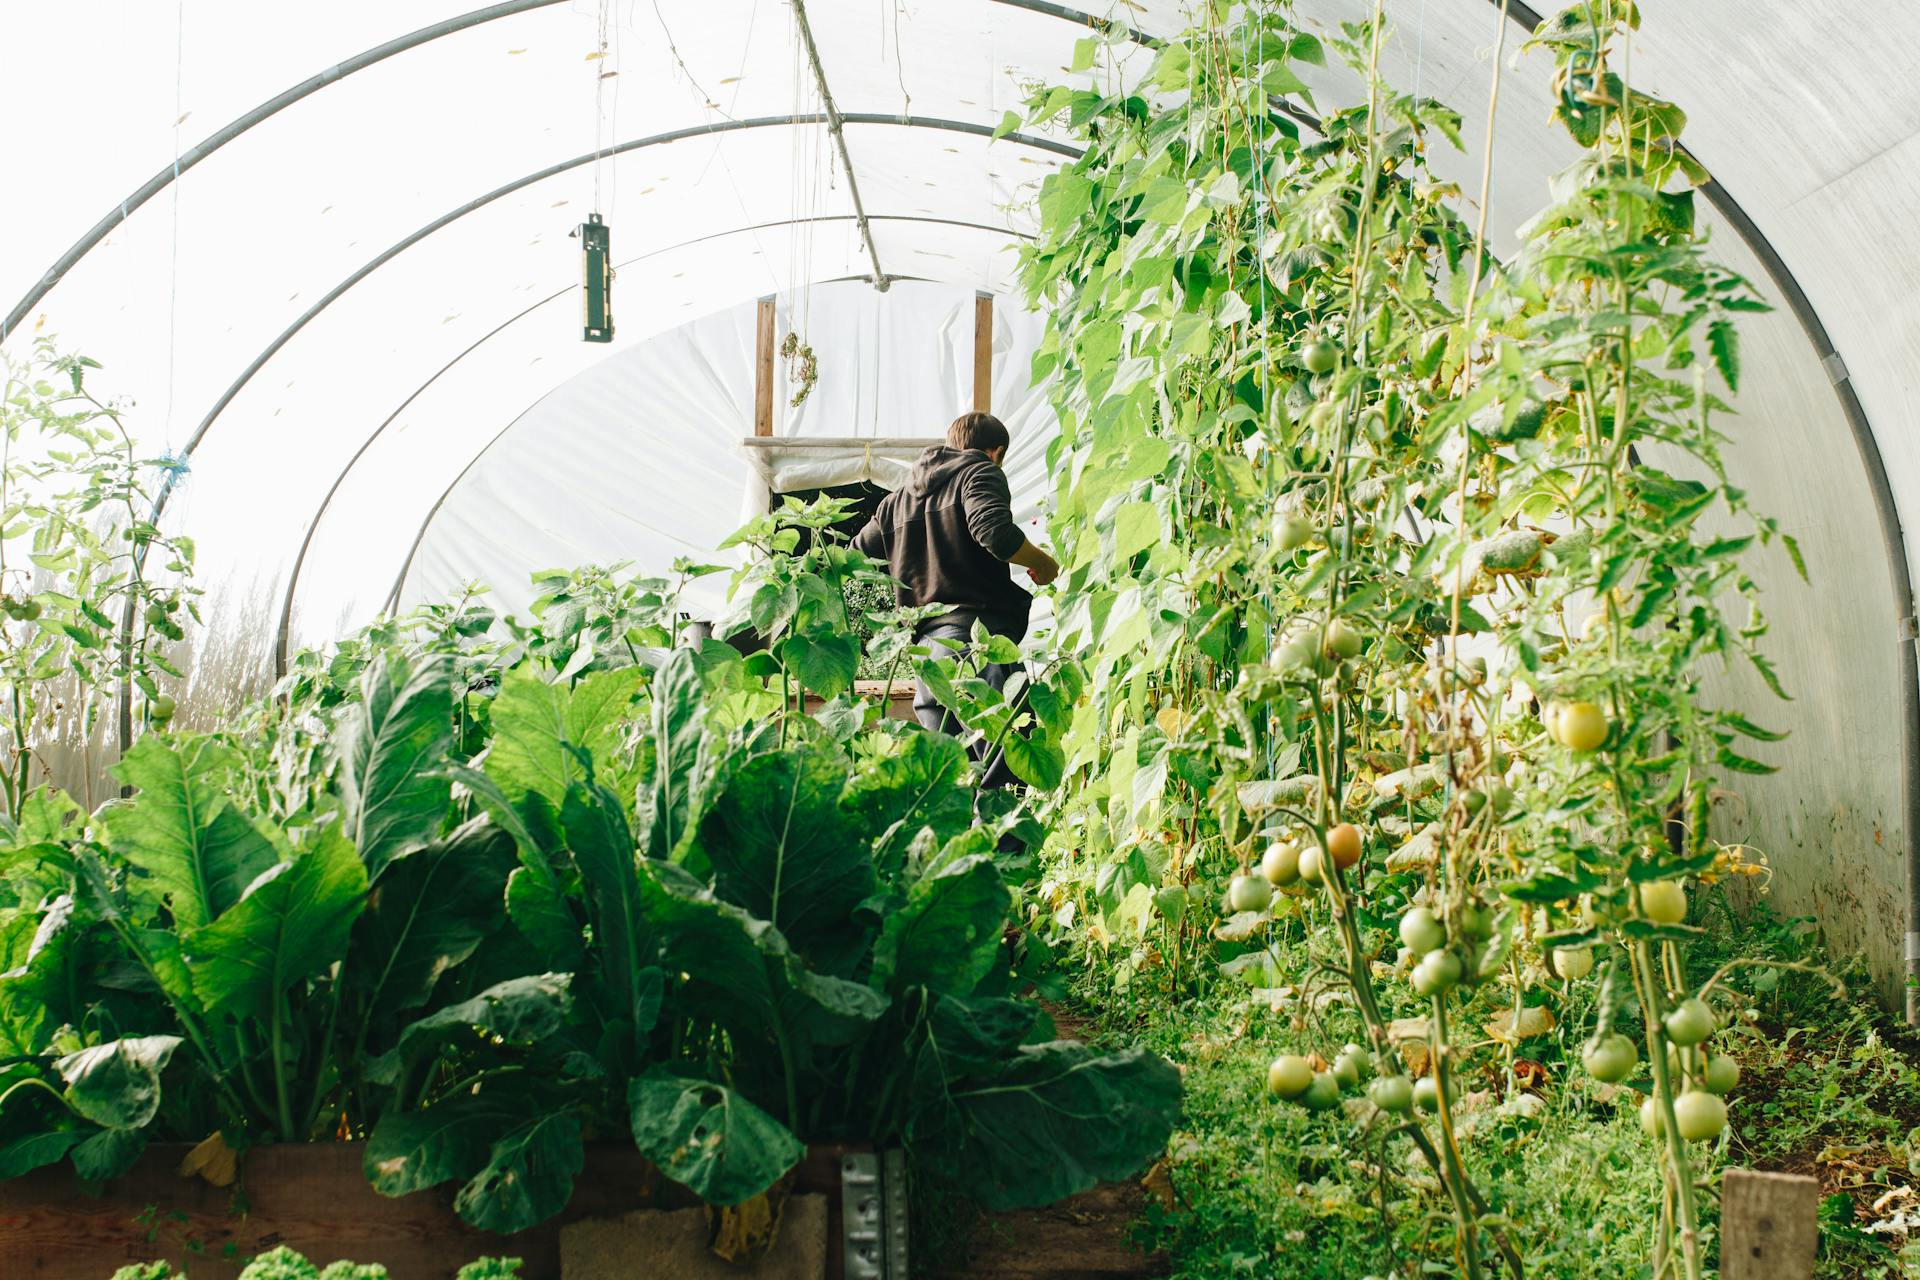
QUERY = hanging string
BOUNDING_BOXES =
[591,0,612,214]
[163,0,187,450]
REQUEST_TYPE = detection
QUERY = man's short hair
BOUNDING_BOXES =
[947,411,1011,455]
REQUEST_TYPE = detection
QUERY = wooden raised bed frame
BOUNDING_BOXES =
[0,1142,857,1280]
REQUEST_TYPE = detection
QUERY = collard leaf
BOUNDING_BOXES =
[186,829,367,1020]
[451,1111,584,1233]
[639,647,711,861]
[56,1034,183,1129]
[100,736,277,929]
[0,1129,84,1178]
[560,783,655,1034]
[628,1068,804,1206]
[911,1043,1181,1210]
[695,743,875,966]
[634,861,886,1053]
[840,731,973,875]
[872,855,1010,997]
[367,972,572,1085]
[365,1090,514,1197]
[485,666,643,815]
[350,818,518,1026]
[337,654,455,881]
[71,1125,147,1182]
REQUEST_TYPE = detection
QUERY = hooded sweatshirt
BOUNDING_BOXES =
[852,445,1032,638]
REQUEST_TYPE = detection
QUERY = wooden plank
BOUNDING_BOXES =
[1722,1168,1819,1280]
[972,292,994,413]
[0,1142,851,1280]
[755,295,778,437]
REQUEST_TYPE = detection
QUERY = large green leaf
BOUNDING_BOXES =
[99,736,277,929]
[0,898,78,1055]
[366,1089,584,1233]
[71,1126,147,1181]
[485,666,643,815]
[840,731,974,877]
[638,648,709,862]
[186,829,367,1020]
[365,1090,513,1196]
[55,1034,183,1129]
[446,762,584,965]
[628,1068,803,1205]
[910,1043,1181,1210]
[872,855,1009,997]
[694,743,875,965]
[367,972,572,1085]
[349,818,517,1027]
[452,1110,585,1233]
[0,1129,84,1178]
[560,784,660,1045]
[337,654,455,882]
[635,861,885,1054]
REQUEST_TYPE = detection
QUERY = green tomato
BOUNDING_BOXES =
[1581,1033,1638,1084]
[1299,338,1338,374]
[1640,1096,1664,1137]
[1411,948,1463,996]
[1663,998,1716,1047]
[1333,1045,1371,1088]
[1298,844,1325,886]
[1702,1054,1740,1096]
[1488,783,1514,815]
[1639,880,1688,924]
[1274,514,1314,551]
[1323,618,1363,660]
[1301,1071,1342,1112]
[1261,840,1302,887]
[1229,874,1274,914]
[1672,1090,1727,1142]
[1552,946,1595,980]
[1267,1054,1314,1099]
[1456,901,1495,942]
[1413,1076,1440,1113]
[1398,907,1447,956]
[149,694,177,724]
[1369,1075,1414,1114]
[1551,700,1609,751]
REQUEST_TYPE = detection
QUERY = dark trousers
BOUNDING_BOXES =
[914,621,1018,789]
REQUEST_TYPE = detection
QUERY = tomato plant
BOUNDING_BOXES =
[1011,2,1799,1275]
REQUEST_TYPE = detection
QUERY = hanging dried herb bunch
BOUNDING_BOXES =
[779,330,818,407]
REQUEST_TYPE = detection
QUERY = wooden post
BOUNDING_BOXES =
[1721,1169,1819,1280]
[972,291,994,413]
[754,295,777,437]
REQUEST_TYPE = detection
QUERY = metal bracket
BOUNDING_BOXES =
[1899,615,1920,643]
[1822,351,1852,386]
[840,1150,909,1278]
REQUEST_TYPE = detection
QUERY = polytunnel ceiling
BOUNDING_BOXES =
[3,0,1918,671]
[6,0,1920,1006]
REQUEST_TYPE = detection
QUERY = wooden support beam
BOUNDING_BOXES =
[1722,1169,1819,1280]
[754,295,777,437]
[973,292,994,413]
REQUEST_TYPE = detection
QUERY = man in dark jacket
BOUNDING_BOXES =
[852,412,1058,776]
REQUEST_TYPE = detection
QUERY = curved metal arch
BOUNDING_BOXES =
[6,0,1161,347]
[1485,0,1919,1016]
[273,214,1034,673]
[113,111,1078,751]
[1,0,572,343]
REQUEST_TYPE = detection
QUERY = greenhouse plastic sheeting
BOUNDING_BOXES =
[2,0,1916,1002]
[380,280,1056,630]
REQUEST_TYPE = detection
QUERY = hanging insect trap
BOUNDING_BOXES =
[574,213,613,342]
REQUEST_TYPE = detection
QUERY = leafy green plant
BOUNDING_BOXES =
[1003,1,1801,1275]
[0,339,198,815]
[110,1245,523,1280]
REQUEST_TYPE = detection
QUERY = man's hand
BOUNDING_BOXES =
[1010,539,1059,586]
